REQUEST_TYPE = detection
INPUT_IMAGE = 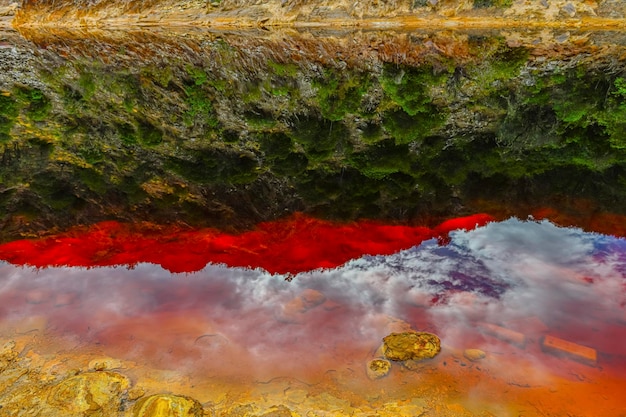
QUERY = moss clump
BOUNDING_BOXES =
[380,65,447,143]
[383,109,443,144]
[14,87,52,122]
[349,139,412,180]
[259,132,308,176]
[137,120,163,146]
[0,95,18,142]
[116,122,137,145]
[288,115,350,163]
[78,72,96,100]
[267,60,299,78]
[381,64,446,117]
[313,69,370,121]
[183,82,218,128]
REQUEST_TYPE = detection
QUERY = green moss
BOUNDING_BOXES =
[313,69,370,121]
[267,60,299,78]
[614,77,626,97]
[360,122,385,145]
[183,83,218,128]
[142,65,173,88]
[117,122,137,145]
[349,140,412,179]
[78,167,108,194]
[244,109,278,130]
[383,109,443,144]
[0,95,18,118]
[0,95,18,139]
[381,64,446,117]
[137,120,163,146]
[288,115,350,163]
[185,65,208,86]
[78,72,96,100]
[14,87,52,122]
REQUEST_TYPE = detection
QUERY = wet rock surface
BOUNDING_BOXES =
[133,394,204,417]
[382,331,441,362]
[366,358,391,380]
[463,349,486,362]
[46,371,131,415]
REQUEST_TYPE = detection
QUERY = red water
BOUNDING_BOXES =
[1,211,625,415]
[0,213,494,274]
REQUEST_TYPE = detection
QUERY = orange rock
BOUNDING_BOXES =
[478,322,526,348]
[540,335,597,366]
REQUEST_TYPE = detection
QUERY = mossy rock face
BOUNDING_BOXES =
[382,331,441,362]
[133,393,204,417]
[47,371,130,415]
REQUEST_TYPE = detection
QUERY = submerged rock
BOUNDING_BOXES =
[47,371,131,415]
[133,393,204,417]
[463,348,486,362]
[366,358,391,380]
[382,332,441,362]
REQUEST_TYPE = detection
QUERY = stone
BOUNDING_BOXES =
[259,405,294,417]
[88,357,124,371]
[561,2,576,17]
[25,289,48,304]
[54,291,79,307]
[299,288,326,309]
[463,349,486,362]
[366,358,391,380]
[540,335,597,366]
[47,371,131,414]
[133,393,204,417]
[128,386,146,401]
[382,331,441,362]
[478,322,526,348]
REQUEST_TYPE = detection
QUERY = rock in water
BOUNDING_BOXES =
[366,358,391,380]
[133,393,204,417]
[382,332,441,362]
[463,349,486,362]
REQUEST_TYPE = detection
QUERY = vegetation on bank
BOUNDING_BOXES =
[1,34,625,238]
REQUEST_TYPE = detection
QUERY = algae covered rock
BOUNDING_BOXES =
[47,371,130,415]
[382,331,441,362]
[366,358,391,380]
[133,393,204,417]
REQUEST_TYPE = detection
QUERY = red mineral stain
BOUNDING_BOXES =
[0,213,495,274]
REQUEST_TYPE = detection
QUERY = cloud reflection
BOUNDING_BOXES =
[1,218,625,382]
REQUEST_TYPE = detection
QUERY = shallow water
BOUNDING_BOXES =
[1,218,625,415]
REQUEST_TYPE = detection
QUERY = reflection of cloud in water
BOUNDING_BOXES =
[1,218,625,381]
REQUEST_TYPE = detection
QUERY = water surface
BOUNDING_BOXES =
[1,218,625,415]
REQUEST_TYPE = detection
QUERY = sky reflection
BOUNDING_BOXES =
[1,218,625,383]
